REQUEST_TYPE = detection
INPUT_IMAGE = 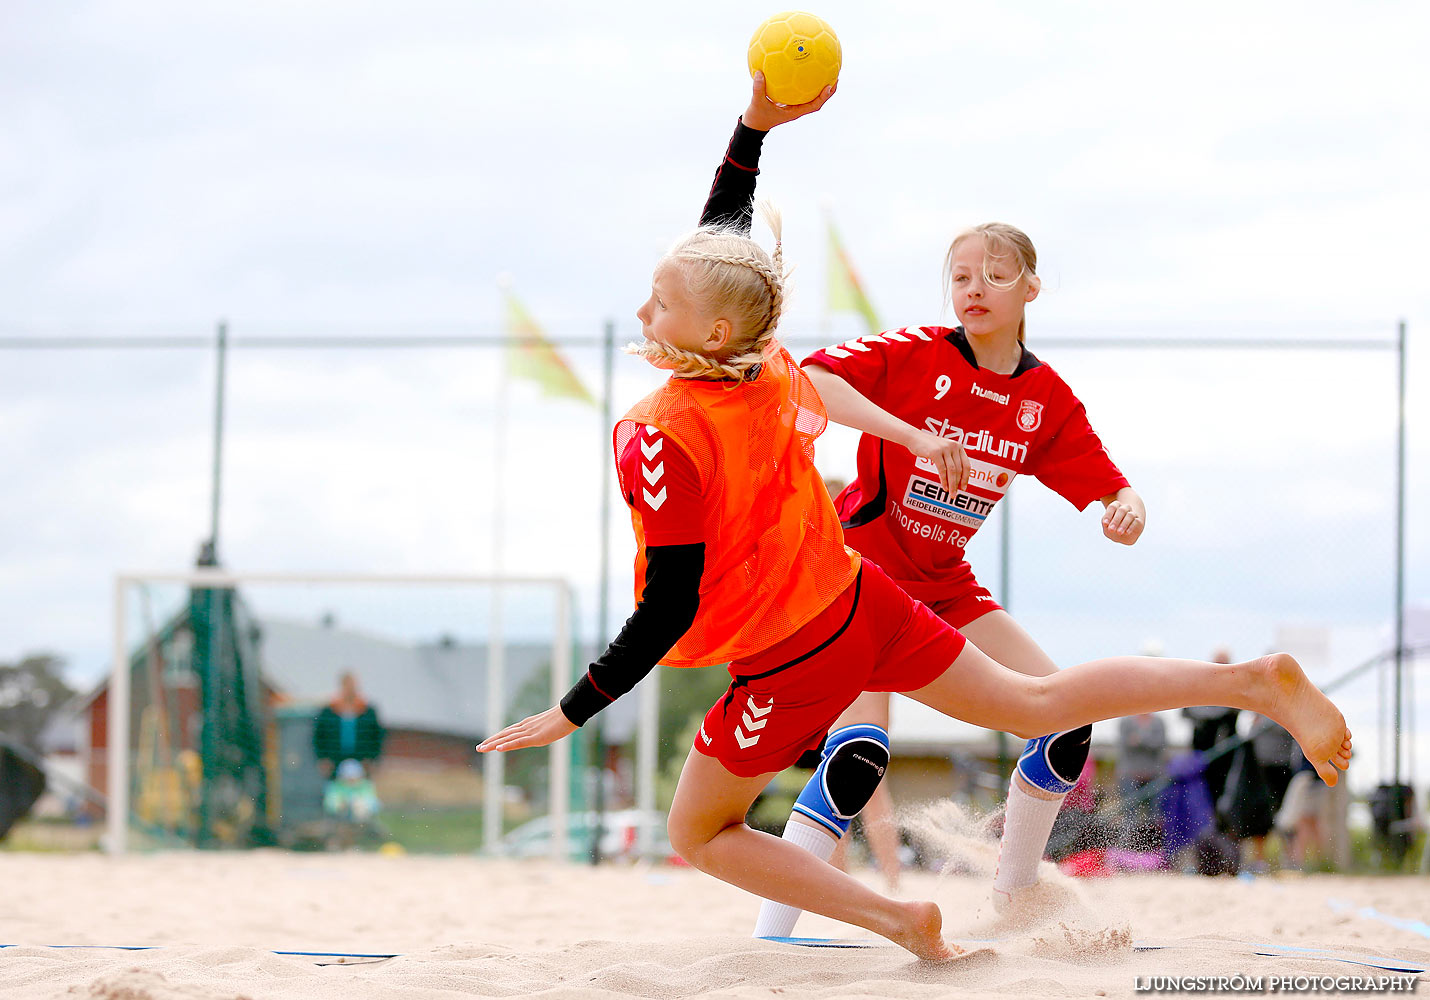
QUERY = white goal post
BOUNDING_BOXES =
[108,570,575,857]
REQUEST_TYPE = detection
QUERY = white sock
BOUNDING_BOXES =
[752,820,839,938]
[993,778,1066,897]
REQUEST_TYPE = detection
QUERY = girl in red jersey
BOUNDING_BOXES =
[478,79,1351,961]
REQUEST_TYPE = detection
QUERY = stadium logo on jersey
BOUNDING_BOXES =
[970,382,1010,405]
[922,418,1029,465]
[1017,400,1044,432]
[915,456,1016,495]
[903,475,994,530]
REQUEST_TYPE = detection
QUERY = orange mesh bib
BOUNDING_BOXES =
[615,348,860,668]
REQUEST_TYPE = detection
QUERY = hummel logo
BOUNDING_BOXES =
[640,426,663,460]
[642,486,667,510]
[642,462,664,485]
[970,382,1010,405]
[734,697,774,749]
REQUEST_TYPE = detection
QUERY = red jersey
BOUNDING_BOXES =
[617,424,705,546]
[803,326,1129,603]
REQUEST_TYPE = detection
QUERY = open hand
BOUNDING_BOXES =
[741,72,836,132]
[476,705,577,753]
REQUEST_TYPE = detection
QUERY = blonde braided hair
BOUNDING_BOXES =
[627,200,788,379]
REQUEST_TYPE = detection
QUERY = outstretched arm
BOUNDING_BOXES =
[700,73,836,234]
[480,430,708,754]
[477,543,704,753]
[804,363,972,494]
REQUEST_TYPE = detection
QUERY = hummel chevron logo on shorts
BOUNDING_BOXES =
[735,696,774,749]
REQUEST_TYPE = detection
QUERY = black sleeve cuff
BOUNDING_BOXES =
[559,672,612,728]
[728,118,768,169]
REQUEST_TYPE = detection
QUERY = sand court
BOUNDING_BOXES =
[2,849,1426,1000]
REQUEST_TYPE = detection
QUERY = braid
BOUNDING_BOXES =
[679,248,782,339]
[756,235,785,358]
[634,201,790,380]
[623,339,749,380]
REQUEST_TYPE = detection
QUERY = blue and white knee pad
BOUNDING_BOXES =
[1015,725,1092,795]
[791,723,890,838]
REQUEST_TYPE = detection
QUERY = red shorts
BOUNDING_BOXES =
[695,559,967,777]
[897,562,1004,630]
[842,515,1004,629]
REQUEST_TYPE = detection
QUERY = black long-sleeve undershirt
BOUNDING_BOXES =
[699,119,768,236]
[557,119,771,729]
[559,543,706,727]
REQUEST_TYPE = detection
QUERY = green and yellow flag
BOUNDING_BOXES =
[826,215,882,335]
[503,287,596,406]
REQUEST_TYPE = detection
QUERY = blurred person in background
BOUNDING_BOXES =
[1182,647,1241,806]
[1276,749,1330,870]
[1116,711,1167,848]
[313,670,385,780]
[324,757,381,822]
[1248,713,1296,869]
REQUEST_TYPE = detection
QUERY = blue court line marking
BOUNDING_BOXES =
[1328,898,1430,939]
[761,936,1425,973]
[0,945,398,962]
[761,936,888,949]
[1137,941,1425,975]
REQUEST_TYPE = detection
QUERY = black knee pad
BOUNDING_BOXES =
[1016,725,1093,794]
[792,724,890,836]
[1047,725,1092,782]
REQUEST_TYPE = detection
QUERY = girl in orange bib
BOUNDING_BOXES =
[479,82,1352,961]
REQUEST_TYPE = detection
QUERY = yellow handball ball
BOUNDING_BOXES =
[747,11,841,106]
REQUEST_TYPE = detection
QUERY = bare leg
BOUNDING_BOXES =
[960,611,1060,681]
[827,785,900,887]
[783,614,1059,865]
[755,691,890,937]
[858,782,902,890]
[669,747,959,960]
[905,647,1352,784]
[835,692,901,888]
[761,614,1060,933]
[959,612,1067,903]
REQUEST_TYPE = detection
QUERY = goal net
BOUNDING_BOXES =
[104,571,577,857]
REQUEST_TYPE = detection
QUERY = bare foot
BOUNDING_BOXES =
[1258,653,1353,785]
[884,900,962,961]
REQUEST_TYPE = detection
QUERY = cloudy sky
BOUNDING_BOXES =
[3,1,1427,790]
